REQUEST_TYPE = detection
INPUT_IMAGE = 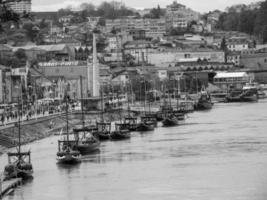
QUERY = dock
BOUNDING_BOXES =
[0,178,22,198]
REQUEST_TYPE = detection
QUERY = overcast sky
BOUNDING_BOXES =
[32,0,257,13]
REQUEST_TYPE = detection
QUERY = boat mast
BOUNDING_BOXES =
[18,83,23,157]
[168,78,171,111]
[100,86,104,122]
[176,75,180,111]
[163,80,167,117]
[143,77,146,115]
[65,95,69,145]
[195,72,198,93]
[127,82,130,117]
[80,76,85,128]
[18,99,21,156]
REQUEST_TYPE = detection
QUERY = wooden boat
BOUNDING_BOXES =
[56,140,81,164]
[225,85,258,102]
[69,76,100,154]
[143,114,157,126]
[137,116,156,131]
[4,102,33,180]
[110,123,131,140]
[194,90,213,110]
[57,97,81,164]
[162,114,179,127]
[4,152,33,180]
[72,128,100,154]
[210,92,227,103]
[93,122,111,141]
[124,116,138,131]
[173,111,186,121]
[156,105,173,121]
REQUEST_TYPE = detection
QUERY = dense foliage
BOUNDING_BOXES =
[217,0,267,43]
[58,1,139,22]
[143,5,165,19]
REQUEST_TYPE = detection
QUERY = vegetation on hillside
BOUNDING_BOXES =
[217,0,267,43]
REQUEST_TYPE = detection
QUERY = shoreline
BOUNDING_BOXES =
[0,110,137,151]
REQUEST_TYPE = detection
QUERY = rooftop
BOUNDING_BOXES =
[214,72,248,78]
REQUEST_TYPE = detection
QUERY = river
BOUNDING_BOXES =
[1,100,267,200]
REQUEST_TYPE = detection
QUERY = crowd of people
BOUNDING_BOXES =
[0,102,67,126]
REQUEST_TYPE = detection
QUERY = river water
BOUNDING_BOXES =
[1,100,267,200]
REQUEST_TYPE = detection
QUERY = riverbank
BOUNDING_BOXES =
[0,110,136,150]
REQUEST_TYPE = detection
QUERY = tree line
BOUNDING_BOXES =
[217,0,267,43]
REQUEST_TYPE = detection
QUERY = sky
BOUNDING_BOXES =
[32,0,257,13]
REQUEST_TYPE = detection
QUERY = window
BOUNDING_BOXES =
[264,58,267,63]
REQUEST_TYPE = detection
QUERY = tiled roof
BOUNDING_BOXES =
[12,44,67,52]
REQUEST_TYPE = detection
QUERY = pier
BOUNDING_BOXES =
[0,178,22,198]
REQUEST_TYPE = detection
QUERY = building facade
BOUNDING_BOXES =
[165,1,200,30]
[227,37,249,51]
[213,72,250,90]
[6,0,31,14]
[105,18,166,39]
[147,49,225,67]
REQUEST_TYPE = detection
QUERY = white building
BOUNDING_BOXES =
[6,0,31,14]
[105,18,166,39]
[147,49,225,67]
[227,37,249,51]
[213,72,250,90]
[165,1,200,30]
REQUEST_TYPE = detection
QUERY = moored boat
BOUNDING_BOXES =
[110,123,131,140]
[72,128,100,154]
[162,114,179,127]
[137,116,156,131]
[56,141,81,164]
[124,116,138,131]
[4,101,33,180]
[225,84,258,102]
[93,122,111,141]
[4,152,33,180]
[194,90,213,110]
[56,96,81,164]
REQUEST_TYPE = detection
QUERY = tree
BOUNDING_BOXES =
[0,4,19,23]
[14,48,27,60]
[39,18,48,29]
[80,2,95,13]
[254,1,267,42]
[22,23,40,42]
[144,5,165,19]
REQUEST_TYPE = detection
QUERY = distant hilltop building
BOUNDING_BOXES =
[5,0,31,14]
[165,1,200,30]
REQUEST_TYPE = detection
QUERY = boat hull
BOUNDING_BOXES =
[110,130,131,140]
[93,131,110,141]
[137,122,155,132]
[162,117,179,127]
[76,142,100,154]
[56,152,81,164]
[4,165,33,180]
[226,95,258,102]
[194,102,213,110]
